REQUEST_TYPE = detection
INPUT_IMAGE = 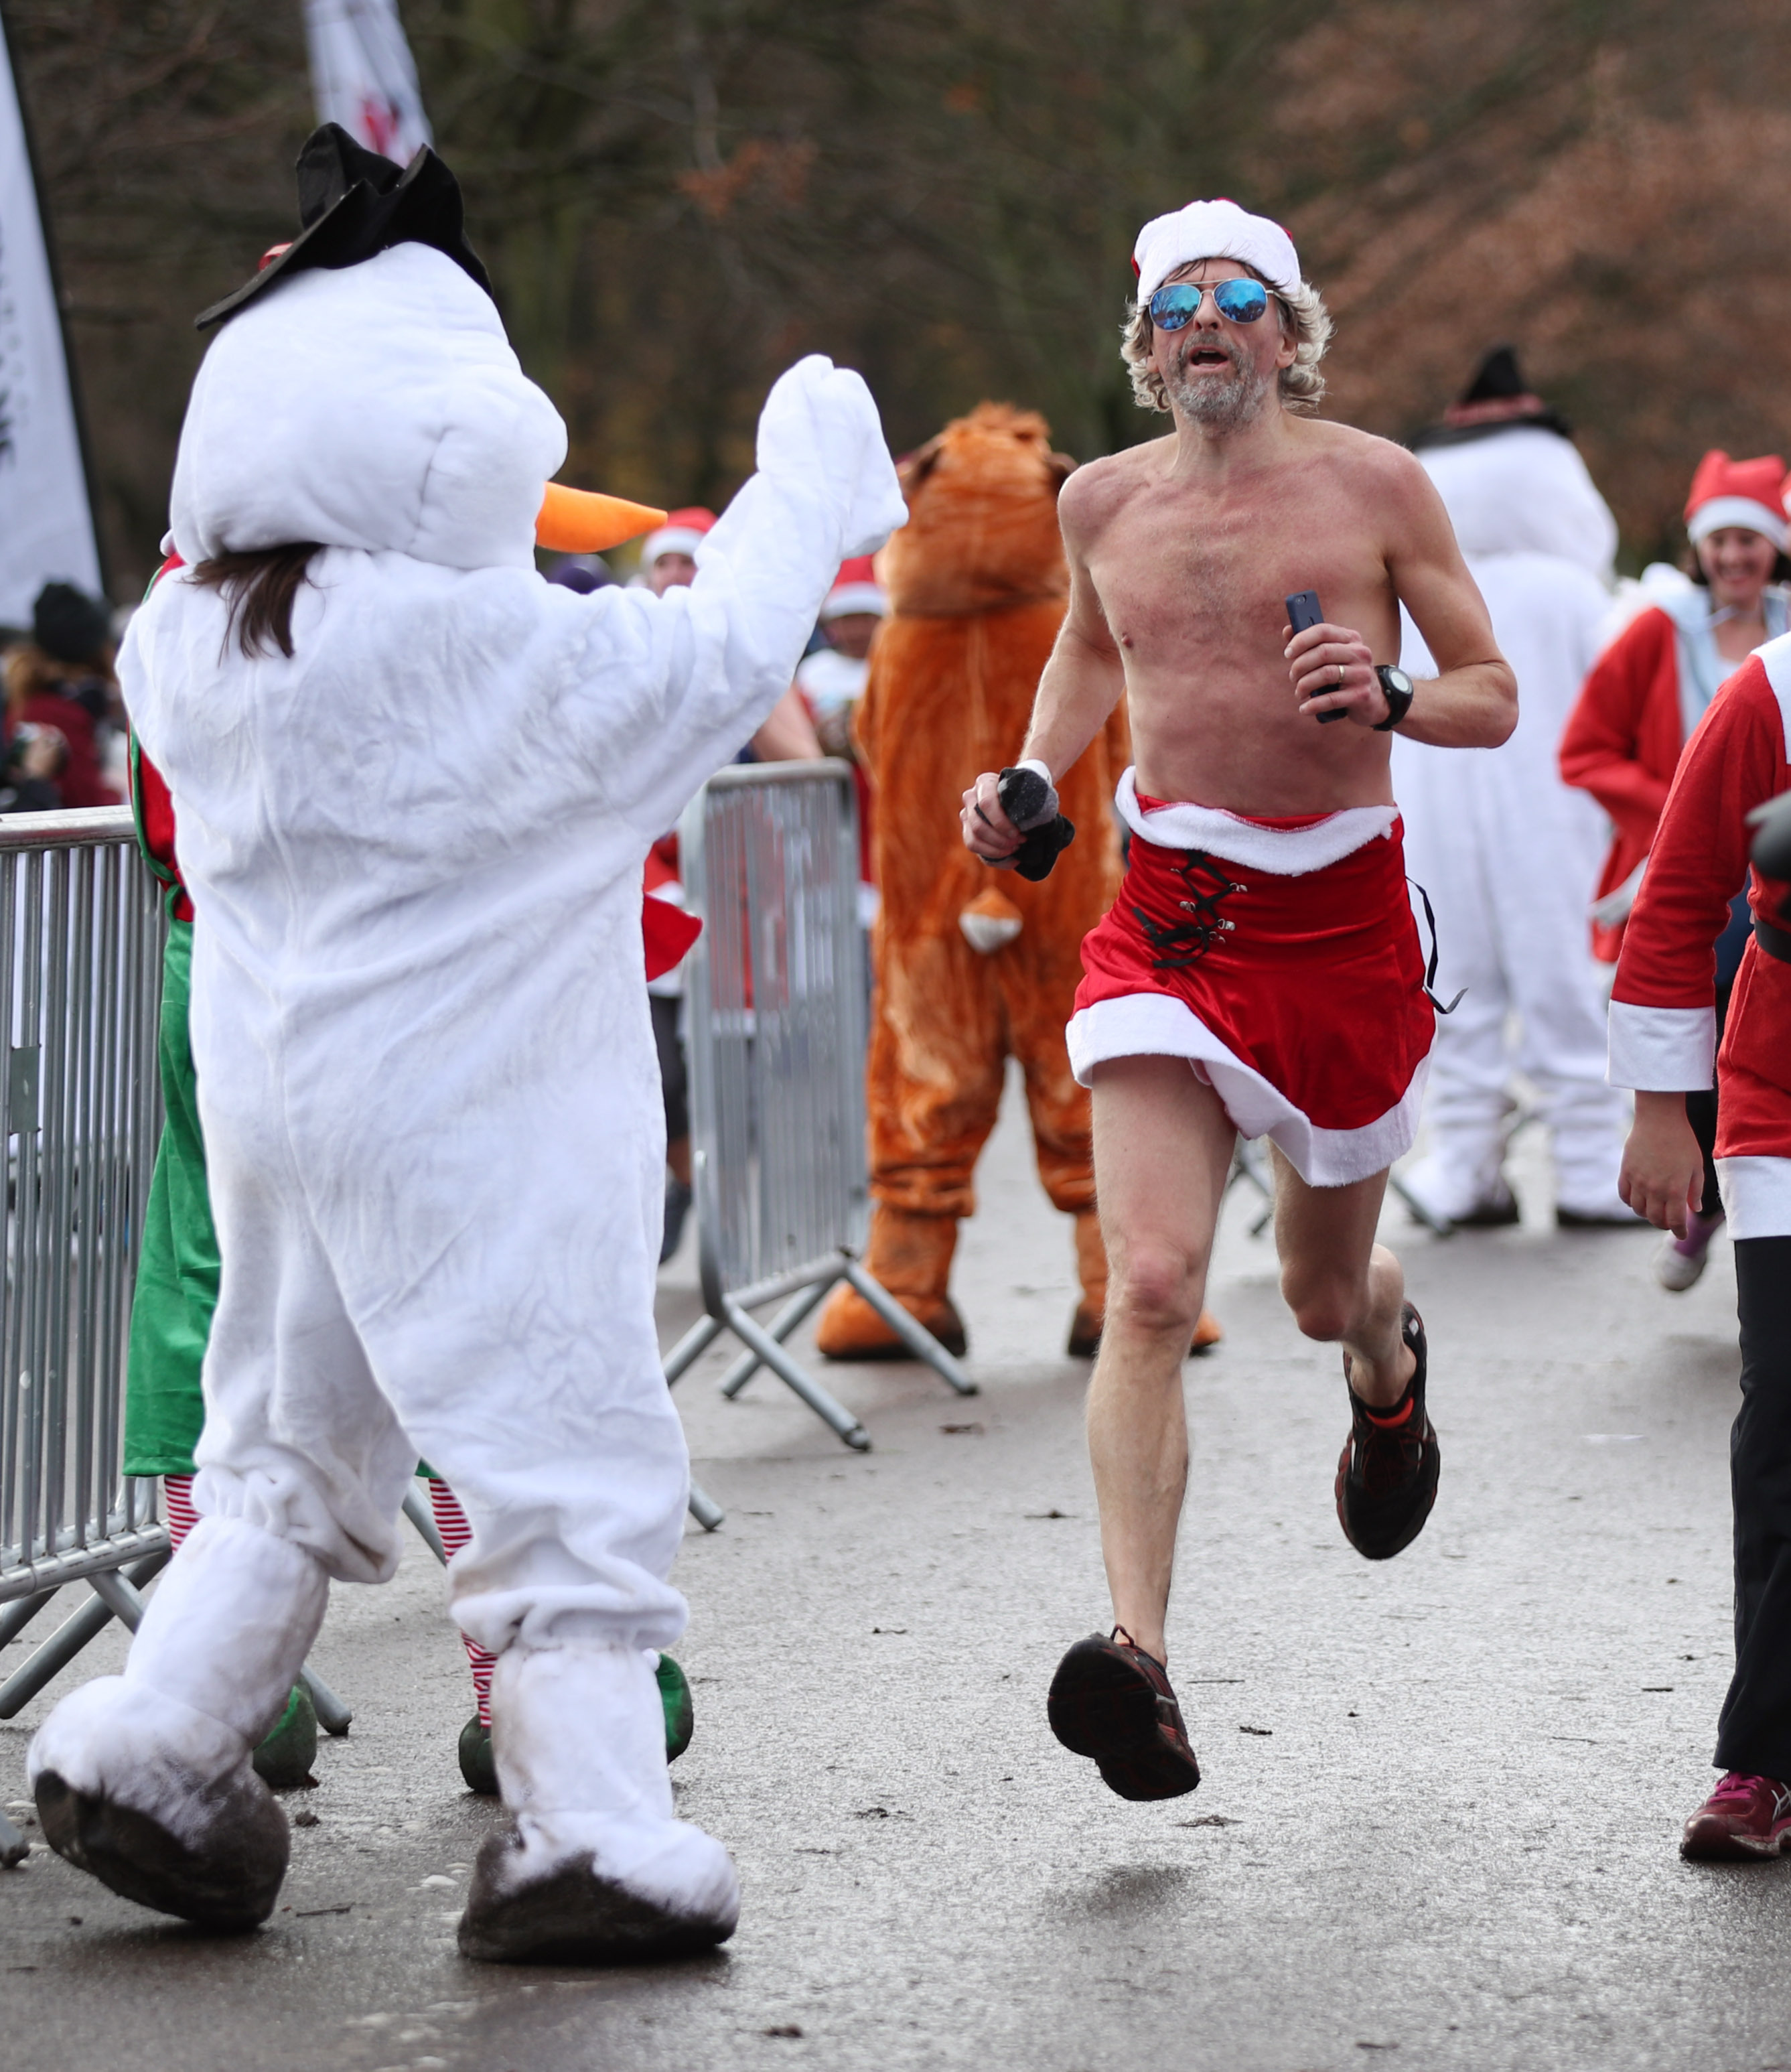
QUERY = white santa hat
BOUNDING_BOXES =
[640,504,716,566]
[818,555,886,620]
[1132,198,1301,304]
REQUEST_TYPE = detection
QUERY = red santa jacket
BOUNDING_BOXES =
[1559,606,1685,961]
[1608,645,1791,1165]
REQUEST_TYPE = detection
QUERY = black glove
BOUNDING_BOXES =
[997,765,1076,883]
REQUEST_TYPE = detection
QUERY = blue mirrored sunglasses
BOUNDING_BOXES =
[1148,277,1271,330]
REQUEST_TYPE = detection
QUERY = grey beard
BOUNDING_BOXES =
[1168,350,1272,431]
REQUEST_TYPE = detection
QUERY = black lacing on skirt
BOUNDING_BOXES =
[1134,850,1242,970]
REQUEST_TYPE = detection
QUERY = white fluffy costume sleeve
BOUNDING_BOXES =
[31,234,904,1959]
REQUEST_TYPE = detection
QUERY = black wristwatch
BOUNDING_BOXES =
[1372,665,1415,732]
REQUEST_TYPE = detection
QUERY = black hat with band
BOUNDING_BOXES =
[1409,344,1574,453]
[195,123,492,331]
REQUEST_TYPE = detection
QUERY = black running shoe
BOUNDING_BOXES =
[1046,1630,1201,1800]
[1336,1302,1439,1560]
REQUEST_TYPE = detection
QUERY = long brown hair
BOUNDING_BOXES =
[190,543,322,659]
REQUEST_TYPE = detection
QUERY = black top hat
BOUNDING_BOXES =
[195,123,492,330]
[1409,344,1573,452]
[32,581,112,666]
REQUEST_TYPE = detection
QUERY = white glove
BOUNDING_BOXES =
[755,354,907,559]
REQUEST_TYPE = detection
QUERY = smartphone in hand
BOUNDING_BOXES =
[1286,590,1346,724]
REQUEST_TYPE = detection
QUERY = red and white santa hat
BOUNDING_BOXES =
[818,555,886,621]
[641,505,717,566]
[1685,451,1788,549]
[1132,198,1301,304]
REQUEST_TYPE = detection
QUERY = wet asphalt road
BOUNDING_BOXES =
[1,1075,1780,2072]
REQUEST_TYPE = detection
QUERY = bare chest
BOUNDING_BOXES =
[1087,477,1400,673]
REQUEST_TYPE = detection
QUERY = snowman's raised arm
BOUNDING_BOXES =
[569,357,906,835]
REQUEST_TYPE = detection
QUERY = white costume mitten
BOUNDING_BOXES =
[28,1514,328,1926]
[754,354,908,560]
[457,1641,738,1963]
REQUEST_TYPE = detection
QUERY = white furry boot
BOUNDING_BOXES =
[458,1641,739,1963]
[28,1515,328,1928]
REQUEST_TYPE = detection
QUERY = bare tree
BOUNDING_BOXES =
[11,0,1791,590]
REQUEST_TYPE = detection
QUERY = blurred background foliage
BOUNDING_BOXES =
[11,0,1791,594]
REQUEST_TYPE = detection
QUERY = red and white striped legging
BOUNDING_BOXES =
[162,1473,496,1728]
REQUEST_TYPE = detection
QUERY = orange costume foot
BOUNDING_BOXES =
[814,1207,967,1360]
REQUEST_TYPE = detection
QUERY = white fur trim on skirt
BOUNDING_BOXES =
[1066,990,1428,1188]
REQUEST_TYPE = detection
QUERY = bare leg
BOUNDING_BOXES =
[1086,1056,1236,1664]
[1269,1147,1415,1405]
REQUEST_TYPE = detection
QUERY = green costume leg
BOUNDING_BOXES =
[123,918,217,1478]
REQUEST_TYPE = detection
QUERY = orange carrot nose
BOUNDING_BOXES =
[536,484,668,553]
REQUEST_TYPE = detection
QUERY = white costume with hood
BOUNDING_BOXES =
[29,241,905,1937]
[1394,424,1628,1221]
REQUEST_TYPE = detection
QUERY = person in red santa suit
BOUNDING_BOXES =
[962,200,1515,1799]
[1562,451,1791,1290]
[1609,629,1791,1860]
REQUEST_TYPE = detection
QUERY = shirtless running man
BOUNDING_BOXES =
[961,199,1516,1800]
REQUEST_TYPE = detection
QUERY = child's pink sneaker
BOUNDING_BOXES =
[1680,1771,1791,1859]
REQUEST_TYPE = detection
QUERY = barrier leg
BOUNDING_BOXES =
[403,1482,448,1566]
[663,1312,727,1387]
[723,1298,871,1451]
[0,1588,58,1651]
[87,1568,151,1629]
[688,1480,725,1531]
[299,1666,353,1737]
[837,1260,978,1397]
[719,1277,834,1399]
[0,1550,171,1718]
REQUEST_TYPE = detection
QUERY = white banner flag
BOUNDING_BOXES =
[303,0,433,165]
[0,23,103,626]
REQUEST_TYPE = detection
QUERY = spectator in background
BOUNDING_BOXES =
[4,581,123,808]
[640,507,712,597]
[798,555,885,759]
[0,723,69,814]
[1561,449,1790,1290]
[798,557,885,926]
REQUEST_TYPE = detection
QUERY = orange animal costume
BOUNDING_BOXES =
[814,405,1127,1359]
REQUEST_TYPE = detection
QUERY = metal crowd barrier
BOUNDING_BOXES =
[662,762,975,1495]
[0,811,367,1868]
[0,808,166,1862]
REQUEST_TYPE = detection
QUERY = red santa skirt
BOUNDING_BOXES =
[1068,784,1435,1186]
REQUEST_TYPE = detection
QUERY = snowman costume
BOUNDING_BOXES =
[29,185,904,1957]
[1393,420,1630,1224]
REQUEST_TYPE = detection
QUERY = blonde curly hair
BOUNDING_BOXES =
[1121,265,1332,417]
